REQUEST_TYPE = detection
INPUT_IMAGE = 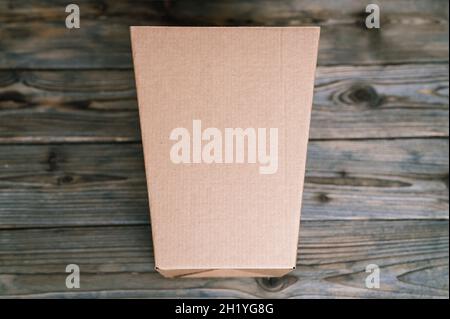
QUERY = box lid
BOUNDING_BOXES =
[130,27,319,278]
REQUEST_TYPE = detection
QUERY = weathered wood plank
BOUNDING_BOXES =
[0,70,140,143]
[304,138,449,220]
[0,64,447,142]
[0,139,447,228]
[0,143,150,228]
[0,0,447,68]
[313,64,449,139]
[0,220,447,298]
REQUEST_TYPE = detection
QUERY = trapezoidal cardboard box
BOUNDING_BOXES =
[130,27,320,278]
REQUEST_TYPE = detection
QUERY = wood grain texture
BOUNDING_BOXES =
[0,0,448,299]
[0,0,448,68]
[0,220,447,298]
[0,64,447,142]
[0,138,447,228]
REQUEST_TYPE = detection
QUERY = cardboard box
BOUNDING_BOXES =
[131,27,319,278]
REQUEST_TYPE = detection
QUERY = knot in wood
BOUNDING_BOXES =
[347,84,381,108]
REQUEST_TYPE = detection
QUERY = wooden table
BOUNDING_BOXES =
[0,0,448,298]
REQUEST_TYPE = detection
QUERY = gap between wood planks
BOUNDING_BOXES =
[0,60,448,72]
[0,135,447,146]
[0,218,448,232]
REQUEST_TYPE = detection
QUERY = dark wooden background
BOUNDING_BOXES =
[0,0,448,298]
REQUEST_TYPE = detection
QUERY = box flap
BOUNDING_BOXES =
[156,267,295,278]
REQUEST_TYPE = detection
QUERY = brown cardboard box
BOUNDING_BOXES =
[130,27,320,278]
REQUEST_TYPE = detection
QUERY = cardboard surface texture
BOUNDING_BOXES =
[130,27,320,278]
